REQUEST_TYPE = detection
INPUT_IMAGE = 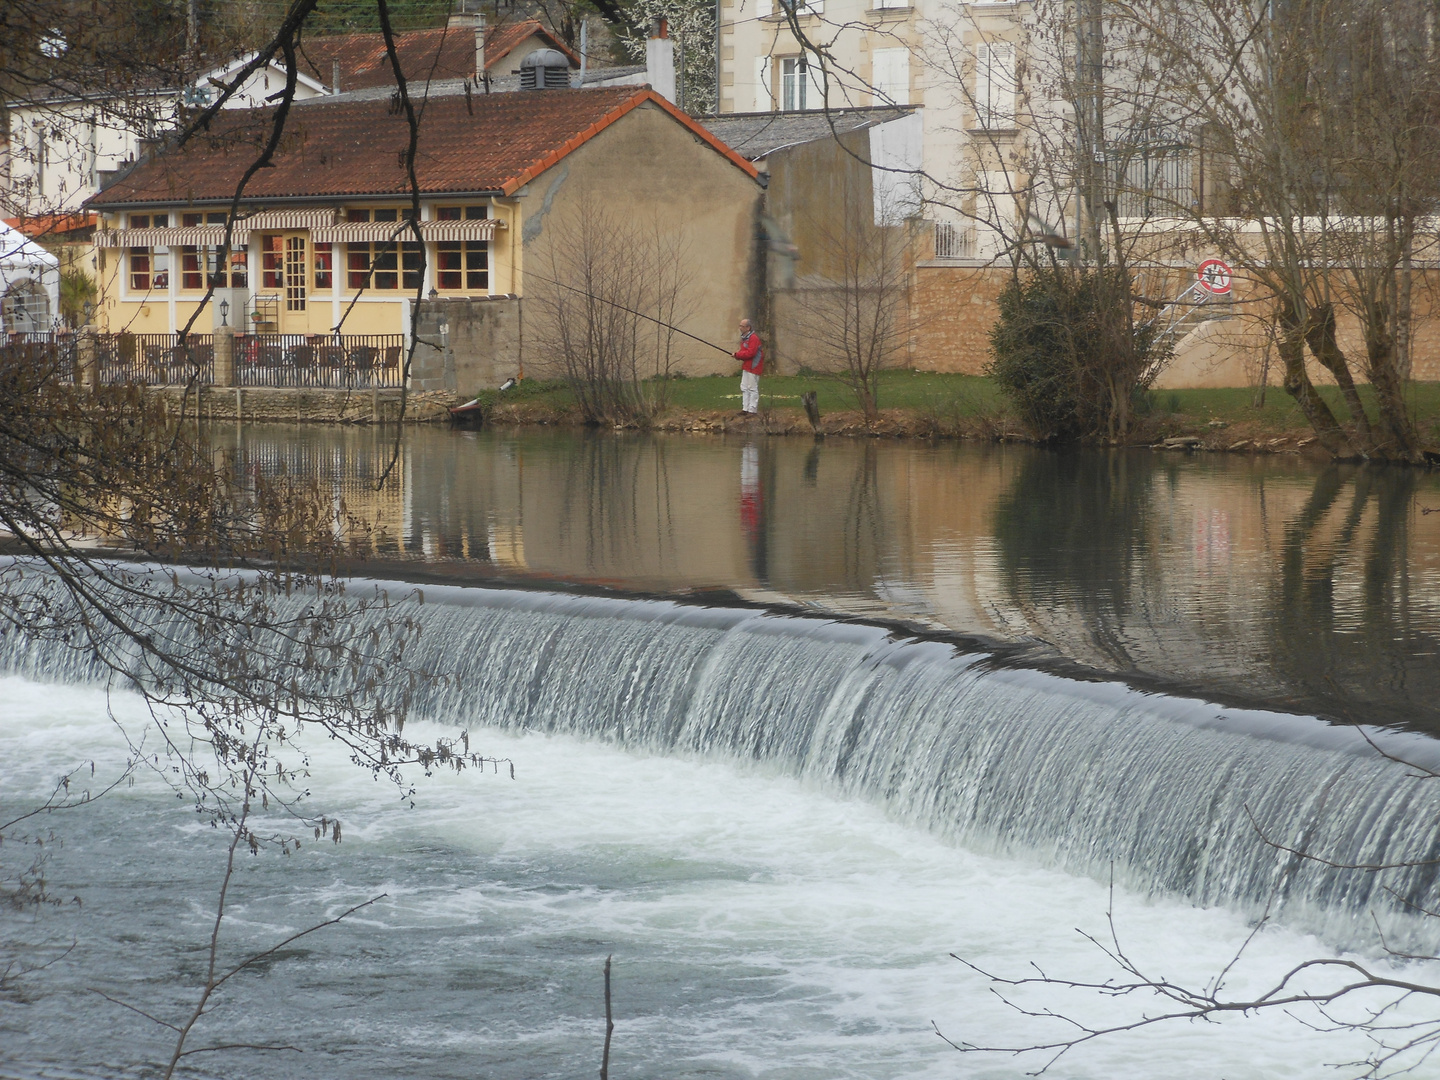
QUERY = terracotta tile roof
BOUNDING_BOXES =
[296,21,577,91]
[484,20,580,70]
[87,88,756,208]
[3,212,98,238]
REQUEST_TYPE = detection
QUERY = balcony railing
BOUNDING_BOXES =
[933,222,977,260]
[235,334,406,389]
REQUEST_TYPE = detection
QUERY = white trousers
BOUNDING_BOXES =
[740,370,759,413]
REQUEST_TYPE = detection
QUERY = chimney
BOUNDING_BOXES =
[448,2,479,28]
[645,18,676,103]
[475,14,486,80]
[331,60,341,94]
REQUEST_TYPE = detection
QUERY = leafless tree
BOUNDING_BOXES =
[530,198,694,425]
[1081,0,1440,460]
[792,178,911,421]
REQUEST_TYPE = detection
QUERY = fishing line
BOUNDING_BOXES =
[521,267,737,358]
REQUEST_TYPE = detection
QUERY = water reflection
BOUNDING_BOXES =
[226,425,1440,731]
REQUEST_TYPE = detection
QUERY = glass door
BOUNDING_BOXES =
[282,234,308,331]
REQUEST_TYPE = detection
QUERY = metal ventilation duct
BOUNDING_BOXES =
[520,49,571,90]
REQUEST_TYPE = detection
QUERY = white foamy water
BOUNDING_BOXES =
[1,674,1436,1080]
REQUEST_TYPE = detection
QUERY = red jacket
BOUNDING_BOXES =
[735,330,764,375]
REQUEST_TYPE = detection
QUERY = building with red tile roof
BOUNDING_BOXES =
[296,19,580,92]
[84,85,762,389]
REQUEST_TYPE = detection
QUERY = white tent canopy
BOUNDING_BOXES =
[0,221,61,335]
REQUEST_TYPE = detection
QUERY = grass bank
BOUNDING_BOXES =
[474,372,1440,452]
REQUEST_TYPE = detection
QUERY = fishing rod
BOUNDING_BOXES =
[521,267,738,358]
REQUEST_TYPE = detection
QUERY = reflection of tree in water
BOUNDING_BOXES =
[1273,465,1440,730]
[994,451,1440,731]
[993,450,1158,670]
[556,429,677,576]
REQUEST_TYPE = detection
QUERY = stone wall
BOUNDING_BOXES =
[410,296,524,394]
[909,265,1005,375]
[148,386,454,424]
[906,264,1440,387]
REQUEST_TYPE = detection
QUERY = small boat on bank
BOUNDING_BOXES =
[448,397,487,426]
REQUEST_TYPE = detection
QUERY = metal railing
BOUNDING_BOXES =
[235,334,406,389]
[934,222,977,260]
[98,333,214,386]
[9,332,408,390]
[2,332,78,380]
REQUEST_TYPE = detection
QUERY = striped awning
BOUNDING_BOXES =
[418,219,504,242]
[95,212,503,248]
[312,220,504,243]
[312,222,417,244]
[95,226,228,248]
[242,209,338,231]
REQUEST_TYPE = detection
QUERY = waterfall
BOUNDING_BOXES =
[6,566,1440,951]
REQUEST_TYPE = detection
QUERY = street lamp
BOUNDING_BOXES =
[218,298,229,326]
[428,287,439,301]
[82,300,93,325]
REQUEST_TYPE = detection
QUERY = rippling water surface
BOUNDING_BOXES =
[227,424,1440,731]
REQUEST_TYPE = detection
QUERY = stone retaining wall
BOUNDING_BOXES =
[148,386,455,424]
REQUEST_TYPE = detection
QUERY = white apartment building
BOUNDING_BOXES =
[718,0,1030,260]
[4,56,329,220]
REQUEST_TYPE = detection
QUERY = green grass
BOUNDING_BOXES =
[656,371,1008,415]
[480,371,1440,439]
[1136,382,1440,434]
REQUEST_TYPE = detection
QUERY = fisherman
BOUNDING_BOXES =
[734,318,764,417]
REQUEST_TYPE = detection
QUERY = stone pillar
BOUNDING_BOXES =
[77,328,98,391]
[213,327,235,387]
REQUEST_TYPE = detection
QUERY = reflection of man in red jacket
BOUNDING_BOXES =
[734,318,763,416]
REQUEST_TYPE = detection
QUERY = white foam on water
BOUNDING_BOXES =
[3,674,1438,1079]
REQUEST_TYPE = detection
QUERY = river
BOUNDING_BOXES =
[3,426,1439,1079]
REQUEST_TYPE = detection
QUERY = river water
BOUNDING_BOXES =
[4,426,1440,1079]
[234,424,1440,731]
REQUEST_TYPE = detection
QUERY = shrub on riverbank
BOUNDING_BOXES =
[987,267,1170,443]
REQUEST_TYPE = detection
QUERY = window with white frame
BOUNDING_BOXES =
[126,212,170,292]
[873,0,909,9]
[871,48,910,105]
[975,42,1017,128]
[781,56,824,111]
[434,205,490,293]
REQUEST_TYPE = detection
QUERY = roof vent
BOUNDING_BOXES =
[520,49,571,90]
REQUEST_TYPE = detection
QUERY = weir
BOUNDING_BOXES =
[6,571,1440,952]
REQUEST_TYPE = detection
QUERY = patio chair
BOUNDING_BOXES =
[382,345,402,386]
[350,345,377,387]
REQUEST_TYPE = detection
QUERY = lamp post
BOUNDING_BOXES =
[82,300,93,326]
[218,298,229,327]
[428,287,439,301]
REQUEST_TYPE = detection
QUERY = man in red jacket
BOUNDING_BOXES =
[734,318,763,416]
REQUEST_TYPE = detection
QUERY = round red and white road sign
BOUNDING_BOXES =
[1197,258,1233,295]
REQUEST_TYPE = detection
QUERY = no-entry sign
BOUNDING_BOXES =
[1197,258,1233,295]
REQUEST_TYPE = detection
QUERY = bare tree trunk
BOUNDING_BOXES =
[1302,302,1373,444]
[1279,299,1355,457]
[1361,301,1421,461]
